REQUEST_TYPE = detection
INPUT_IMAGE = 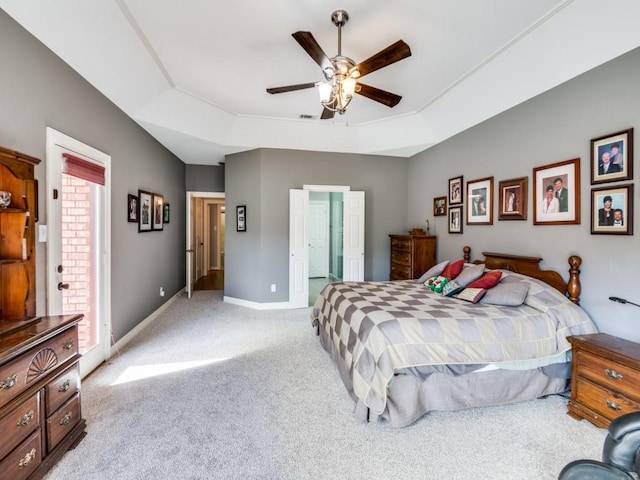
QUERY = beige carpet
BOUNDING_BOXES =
[44,291,606,480]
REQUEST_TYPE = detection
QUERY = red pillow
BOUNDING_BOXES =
[467,271,502,290]
[441,259,464,280]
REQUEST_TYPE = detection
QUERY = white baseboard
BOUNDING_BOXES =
[223,295,291,310]
[110,288,185,356]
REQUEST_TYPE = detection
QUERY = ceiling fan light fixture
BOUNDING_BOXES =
[317,81,334,103]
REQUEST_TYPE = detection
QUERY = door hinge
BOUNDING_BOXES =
[53,189,59,200]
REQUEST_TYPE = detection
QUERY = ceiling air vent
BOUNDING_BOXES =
[299,114,317,120]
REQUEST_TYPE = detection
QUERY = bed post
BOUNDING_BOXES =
[567,255,581,305]
[463,246,471,263]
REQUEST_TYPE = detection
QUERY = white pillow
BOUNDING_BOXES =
[415,260,450,283]
[453,263,485,288]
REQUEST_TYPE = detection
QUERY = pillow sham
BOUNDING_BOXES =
[415,260,450,284]
[467,270,502,290]
[441,280,464,297]
[453,287,487,303]
[441,259,465,280]
[453,263,485,288]
[479,282,529,306]
[424,275,449,293]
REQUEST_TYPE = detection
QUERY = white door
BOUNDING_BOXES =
[45,128,111,379]
[309,200,329,278]
[342,191,365,281]
[289,189,309,308]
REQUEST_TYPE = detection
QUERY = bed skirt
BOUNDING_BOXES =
[319,324,568,427]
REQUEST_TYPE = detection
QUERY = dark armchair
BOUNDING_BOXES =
[559,412,640,480]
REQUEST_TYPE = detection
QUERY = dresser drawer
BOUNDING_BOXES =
[46,393,80,452]
[574,377,640,422]
[0,391,40,461]
[576,349,640,401]
[0,430,42,480]
[0,325,78,409]
[390,250,411,266]
[390,263,411,280]
[45,363,80,416]
[390,238,411,252]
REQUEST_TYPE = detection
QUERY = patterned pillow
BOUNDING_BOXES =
[424,275,449,293]
[467,271,502,290]
[442,280,464,297]
[454,287,487,303]
[441,259,465,280]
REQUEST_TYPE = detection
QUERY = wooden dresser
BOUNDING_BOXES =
[567,333,640,428]
[389,234,437,280]
[0,146,86,479]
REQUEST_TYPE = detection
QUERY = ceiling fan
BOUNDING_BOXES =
[266,10,412,119]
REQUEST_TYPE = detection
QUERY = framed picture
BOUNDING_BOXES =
[466,177,493,225]
[236,205,246,232]
[591,184,633,235]
[163,203,170,224]
[533,158,581,225]
[448,176,463,205]
[591,128,633,184]
[498,177,528,221]
[152,193,164,231]
[448,206,463,234]
[127,194,138,223]
[433,196,447,216]
[138,190,153,232]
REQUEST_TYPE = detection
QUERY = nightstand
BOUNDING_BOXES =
[567,333,640,428]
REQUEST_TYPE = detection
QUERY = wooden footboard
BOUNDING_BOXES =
[463,246,581,305]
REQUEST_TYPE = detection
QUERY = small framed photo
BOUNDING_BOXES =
[138,190,153,232]
[433,196,447,216]
[591,128,633,185]
[591,184,633,235]
[152,193,164,231]
[498,177,528,221]
[448,176,463,205]
[466,177,493,225]
[127,194,138,223]
[237,205,246,232]
[448,206,463,234]
[163,203,170,224]
[533,158,581,225]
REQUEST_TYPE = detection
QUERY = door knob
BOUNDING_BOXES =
[57,265,64,273]
[57,282,69,290]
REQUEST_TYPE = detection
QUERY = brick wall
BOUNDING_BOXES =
[61,175,95,354]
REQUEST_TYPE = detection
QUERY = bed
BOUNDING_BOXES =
[310,247,598,427]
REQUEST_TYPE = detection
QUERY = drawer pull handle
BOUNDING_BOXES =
[604,369,623,380]
[604,399,622,411]
[1,374,18,390]
[59,379,71,392]
[63,339,74,350]
[18,448,36,469]
[60,411,73,425]
[17,410,34,427]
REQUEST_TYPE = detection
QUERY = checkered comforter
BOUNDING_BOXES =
[311,273,597,415]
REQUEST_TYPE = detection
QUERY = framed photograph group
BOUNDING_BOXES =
[466,177,493,225]
[136,190,168,232]
[533,158,580,225]
[590,128,633,185]
[498,177,527,221]
[591,184,633,235]
[433,196,447,216]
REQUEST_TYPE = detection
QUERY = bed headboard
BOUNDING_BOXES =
[462,246,581,305]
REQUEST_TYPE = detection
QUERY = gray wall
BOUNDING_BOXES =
[0,10,186,341]
[185,164,225,192]
[225,148,409,303]
[408,47,640,343]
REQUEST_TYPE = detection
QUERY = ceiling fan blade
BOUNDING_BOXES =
[350,40,411,78]
[320,107,335,120]
[292,31,333,71]
[356,83,402,108]
[266,82,317,94]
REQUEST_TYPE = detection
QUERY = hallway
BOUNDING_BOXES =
[194,269,224,291]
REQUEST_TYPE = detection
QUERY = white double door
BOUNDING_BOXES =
[289,188,364,308]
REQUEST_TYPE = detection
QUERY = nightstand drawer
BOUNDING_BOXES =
[0,391,40,460]
[575,350,640,401]
[574,377,640,422]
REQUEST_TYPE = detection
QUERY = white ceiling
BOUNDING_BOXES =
[2,0,640,165]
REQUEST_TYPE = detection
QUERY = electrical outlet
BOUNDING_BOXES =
[160,287,165,297]
[270,284,276,293]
